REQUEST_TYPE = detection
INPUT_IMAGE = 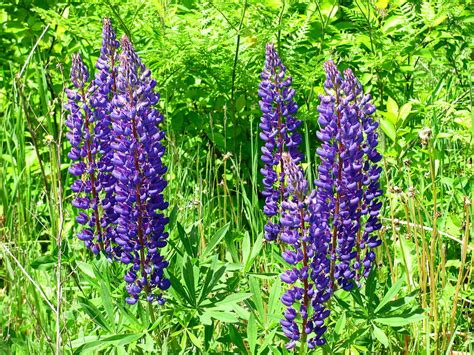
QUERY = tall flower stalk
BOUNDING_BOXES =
[258,51,382,348]
[258,43,303,242]
[65,20,170,305]
[110,36,170,305]
[65,19,119,255]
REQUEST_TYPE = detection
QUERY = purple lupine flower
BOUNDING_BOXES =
[279,153,309,349]
[110,36,170,305]
[265,58,382,349]
[312,61,382,292]
[65,53,104,255]
[88,18,120,256]
[279,153,331,349]
[65,19,121,256]
[259,43,303,241]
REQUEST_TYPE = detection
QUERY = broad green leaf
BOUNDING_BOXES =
[76,261,96,280]
[235,95,246,112]
[167,271,192,305]
[182,257,197,306]
[258,328,277,354]
[268,279,282,319]
[386,97,399,117]
[228,324,247,353]
[176,223,194,257]
[398,103,412,122]
[30,255,55,270]
[246,236,264,272]
[380,117,396,142]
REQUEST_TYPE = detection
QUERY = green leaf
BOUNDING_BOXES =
[204,309,239,323]
[76,261,96,280]
[202,223,229,258]
[375,314,424,327]
[228,324,247,353]
[335,312,346,335]
[214,293,252,309]
[249,277,265,321]
[73,333,142,353]
[186,329,203,350]
[78,297,111,331]
[386,97,399,116]
[100,280,115,331]
[268,279,282,319]
[374,278,404,314]
[235,95,246,112]
[182,257,197,306]
[247,313,257,354]
[167,270,192,306]
[380,117,397,142]
[176,223,194,257]
[257,328,277,354]
[398,103,412,122]
[244,235,264,273]
[30,255,55,270]
[372,324,389,347]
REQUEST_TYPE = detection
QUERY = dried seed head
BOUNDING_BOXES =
[419,127,432,145]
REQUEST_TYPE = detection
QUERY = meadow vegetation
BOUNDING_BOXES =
[0,0,472,353]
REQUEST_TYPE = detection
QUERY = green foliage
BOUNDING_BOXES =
[0,0,472,353]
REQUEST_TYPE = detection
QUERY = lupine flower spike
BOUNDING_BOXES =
[111,36,170,305]
[66,20,170,305]
[258,43,303,241]
[65,19,120,256]
[259,55,382,349]
[66,53,105,255]
[312,61,382,293]
[88,18,120,256]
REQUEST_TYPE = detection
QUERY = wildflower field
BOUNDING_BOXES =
[0,0,472,353]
